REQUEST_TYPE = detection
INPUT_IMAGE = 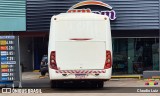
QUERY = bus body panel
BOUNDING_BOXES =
[56,41,105,70]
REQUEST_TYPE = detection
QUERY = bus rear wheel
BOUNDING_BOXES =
[90,81,104,88]
[97,81,104,88]
[50,80,58,88]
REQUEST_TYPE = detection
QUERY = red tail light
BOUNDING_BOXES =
[50,51,58,70]
[104,50,112,69]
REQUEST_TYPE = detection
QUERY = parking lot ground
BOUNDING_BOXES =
[21,72,160,88]
[0,72,160,96]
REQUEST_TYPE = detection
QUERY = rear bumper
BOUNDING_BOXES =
[48,68,112,80]
[50,79,110,81]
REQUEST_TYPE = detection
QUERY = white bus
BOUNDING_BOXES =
[48,11,112,88]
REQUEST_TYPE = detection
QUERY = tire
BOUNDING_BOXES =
[89,81,98,88]
[97,81,104,88]
[41,71,46,76]
[50,80,57,88]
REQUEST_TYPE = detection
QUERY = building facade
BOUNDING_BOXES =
[0,0,159,74]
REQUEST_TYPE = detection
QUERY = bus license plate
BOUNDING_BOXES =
[75,74,86,79]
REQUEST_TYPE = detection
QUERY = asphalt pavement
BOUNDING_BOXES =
[0,72,160,96]
[21,72,160,92]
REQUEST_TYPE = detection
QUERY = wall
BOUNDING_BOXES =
[27,0,160,31]
[0,0,26,31]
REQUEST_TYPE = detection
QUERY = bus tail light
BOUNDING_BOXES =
[50,51,58,70]
[104,50,112,69]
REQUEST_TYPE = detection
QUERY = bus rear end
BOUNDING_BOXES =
[48,13,112,88]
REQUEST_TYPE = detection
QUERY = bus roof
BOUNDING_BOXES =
[51,13,109,21]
